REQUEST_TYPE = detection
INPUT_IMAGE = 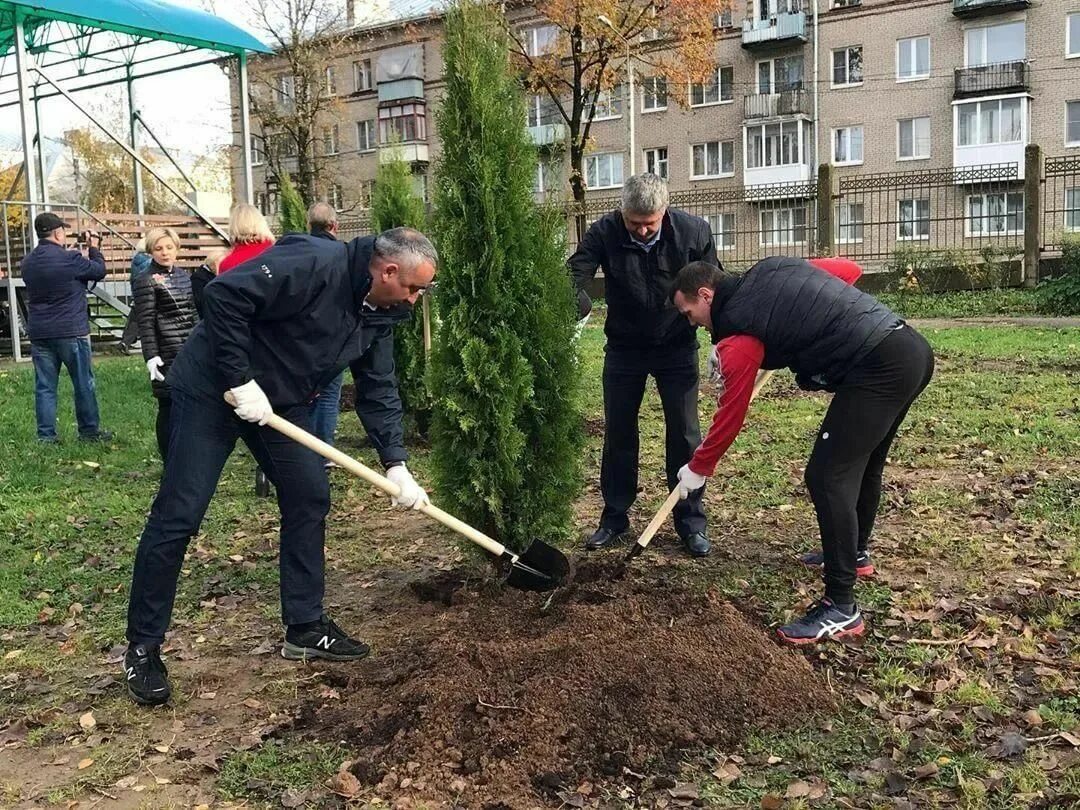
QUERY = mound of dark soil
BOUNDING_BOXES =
[292,561,827,807]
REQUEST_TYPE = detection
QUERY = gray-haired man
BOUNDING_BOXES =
[570,173,718,557]
[123,227,437,706]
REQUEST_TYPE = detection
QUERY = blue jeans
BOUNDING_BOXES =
[31,337,101,440]
[127,389,330,645]
[309,371,344,446]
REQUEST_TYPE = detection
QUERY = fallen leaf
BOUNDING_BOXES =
[4,650,23,660]
[114,775,138,789]
[328,770,360,798]
[281,789,308,808]
[885,771,909,795]
[154,776,171,785]
[668,783,699,800]
[77,758,93,770]
[1023,709,1044,727]
[785,780,811,798]
[987,732,1028,759]
[81,461,100,469]
[0,721,29,745]
[712,762,741,785]
[1058,731,1080,747]
[198,692,217,700]
[153,744,170,753]
[914,762,940,779]
[243,698,262,709]
[78,711,96,731]
[760,796,784,810]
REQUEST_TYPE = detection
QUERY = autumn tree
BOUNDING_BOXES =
[66,128,173,214]
[506,0,727,229]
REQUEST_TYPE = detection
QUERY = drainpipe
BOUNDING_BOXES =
[812,0,819,171]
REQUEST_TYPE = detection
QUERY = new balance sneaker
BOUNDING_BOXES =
[123,644,171,706]
[777,599,865,645]
[798,549,875,578]
[282,614,371,662]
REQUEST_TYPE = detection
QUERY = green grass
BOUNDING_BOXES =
[877,288,1041,319]
[217,741,348,802]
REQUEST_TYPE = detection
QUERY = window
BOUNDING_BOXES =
[585,153,624,189]
[832,46,863,87]
[691,141,734,179]
[533,159,560,194]
[523,24,559,57]
[747,121,803,168]
[378,103,427,143]
[1070,14,1080,58]
[832,125,864,165]
[255,191,269,214]
[324,66,338,97]
[322,126,340,156]
[898,198,930,241]
[957,97,1023,146]
[1068,101,1080,146]
[644,147,669,179]
[759,207,807,247]
[357,119,376,151]
[898,116,931,160]
[527,94,559,127]
[356,180,375,209]
[354,59,373,92]
[589,85,623,120]
[1066,188,1080,231]
[965,21,1025,67]
[643,76,668,111]
[250,135,266,166]
[715,9,733,28]
[690,66,733,106]
[966,192,1023,236]
[702,213,736,249]
[897,36,930,81]
[276,74,296,109]
[268,132,297,158]
[832,0,861,7]
[757,56,803,94]
[329,184,343,209]
[836,203,864,243]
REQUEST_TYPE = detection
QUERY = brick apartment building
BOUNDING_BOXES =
[232,0,1080,266]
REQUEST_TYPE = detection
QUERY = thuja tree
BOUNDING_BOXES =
[430,0,582,550]
[277,173,307,233]
[371,149,432,435]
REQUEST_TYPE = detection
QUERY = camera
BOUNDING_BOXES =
[77,230,98,248]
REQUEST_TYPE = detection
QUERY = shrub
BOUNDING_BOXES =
[1038,235,1080,315]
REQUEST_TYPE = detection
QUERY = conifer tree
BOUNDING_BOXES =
[430,0,582,550]
[277,173,307,234]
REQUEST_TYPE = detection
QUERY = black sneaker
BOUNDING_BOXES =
[777,598,865,646]
[282,614,371,662]
[799,549,875,578]
[78,430,114,443]
[123,644,171,706]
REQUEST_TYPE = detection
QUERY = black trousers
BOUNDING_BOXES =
[599,343,707,538]
[155,397,172,464]
[127,389,330,646]
[805,326,935,605]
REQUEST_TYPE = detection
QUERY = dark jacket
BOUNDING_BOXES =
[167,233,412,466]
[191,265,214,319]
[569,208,718,349]
[708,256,902,389]
[134,263,198,398]
[21,241,106,340]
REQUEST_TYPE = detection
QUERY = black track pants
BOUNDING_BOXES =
[805,325,935,605]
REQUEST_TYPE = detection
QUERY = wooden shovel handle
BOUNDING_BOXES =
[632,367,777,551]
[223,393,508,559]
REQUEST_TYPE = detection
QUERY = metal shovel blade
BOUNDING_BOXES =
[497,539,570,592]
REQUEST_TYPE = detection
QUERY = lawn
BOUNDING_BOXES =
[0,321,1077,808]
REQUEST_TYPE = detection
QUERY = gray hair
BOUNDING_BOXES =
[374,227,439,271]
[621,172,669,216]
[308,201,338,232]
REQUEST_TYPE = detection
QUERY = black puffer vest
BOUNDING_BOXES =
[708,256,902,388]
[134,263,199,398]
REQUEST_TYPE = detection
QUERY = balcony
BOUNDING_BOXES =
[743,89,810,120]
[954,60,1028,99]
[742,1,807,49]
[378,77,424,103]
[379,143,429,165]
[528,123,567,147]
[952,0,1031,18]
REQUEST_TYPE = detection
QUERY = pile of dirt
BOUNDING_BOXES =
[291,561,827,807]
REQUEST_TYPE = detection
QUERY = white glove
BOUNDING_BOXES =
[146,356,165,382]
[705,344,720,385]
[572,313,591,342]
[229,380,273,425]
[386,464,429,510]
[677,463,707,500]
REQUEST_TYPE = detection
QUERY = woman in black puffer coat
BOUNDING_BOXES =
[134,227,198,463]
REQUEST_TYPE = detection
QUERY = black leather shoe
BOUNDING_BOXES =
[585,527,624,551]
[683,531,711,558]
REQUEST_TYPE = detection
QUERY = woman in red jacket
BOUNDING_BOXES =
[218,203,275,273]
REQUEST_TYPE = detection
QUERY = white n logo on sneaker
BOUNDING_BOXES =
[317,635,335,650]
[125,666,136,681]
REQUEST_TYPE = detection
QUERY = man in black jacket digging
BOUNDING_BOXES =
[570,173,717,557]
[122,227,436,705]
[670,257,935,644]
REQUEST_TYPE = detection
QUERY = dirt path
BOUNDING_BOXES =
[909,316,1080,329]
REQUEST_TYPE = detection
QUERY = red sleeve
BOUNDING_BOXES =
[689,335,765,477]
[810,257,862,286]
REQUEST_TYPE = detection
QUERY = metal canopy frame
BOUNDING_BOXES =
[0,0,270,361]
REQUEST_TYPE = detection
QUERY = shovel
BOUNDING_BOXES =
[625,369,776,562]
[225,395,570,591]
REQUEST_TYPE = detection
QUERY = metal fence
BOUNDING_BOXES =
[1042,154,1080,253]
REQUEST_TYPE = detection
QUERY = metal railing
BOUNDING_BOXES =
[954,60,1028,98]
[743,89,810,120]
[741,0,807,46]
[953,0,1031,14]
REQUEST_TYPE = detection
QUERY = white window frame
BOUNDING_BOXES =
[324,66,338,97]
[836,202,864,244]
[757,55,803,94]
[354,59,373,92]
[357,119,376,152]
[956,96,1025,148]
[1066,187,1080,231]
[832,125,864,166]
[689,66,733,107]
[322,125,339,156]
[1069,13,1080,59]
[897,198,931,241]
[745,120,805,169]
[642,76,668,112]
[702,213,736,250]
[964,21,1025,68]
[644,146,669,180]
[585,152,624,189]
[527,94,559,128]
[277,74,296,109]
[896,36,930,82]
[897,116,931,161]
[250,135,265,166]
[329,184,343,209]
[1067,100,1080,147]
[589,86,623,121]
[524,24,559,57]
[831,46,864,88]
[690,140,734,180]
[759,206,808,247]
[965,191,1024,237]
